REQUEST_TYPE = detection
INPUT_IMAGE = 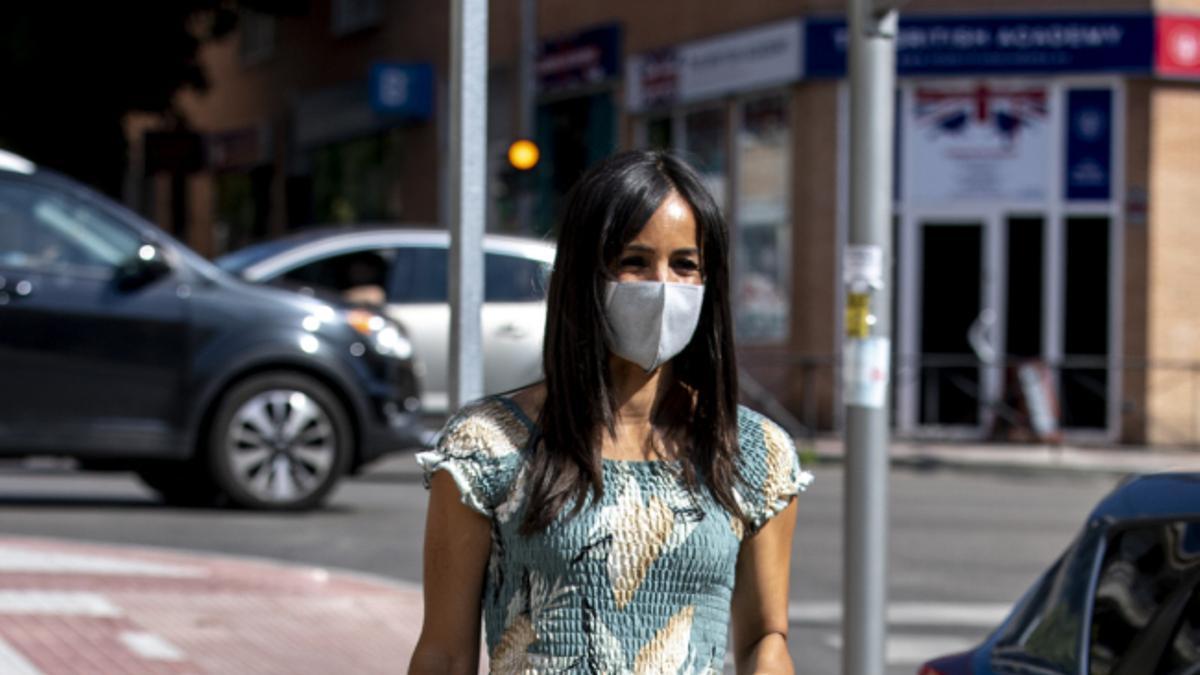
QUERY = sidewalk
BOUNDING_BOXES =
[804,437,1200,475]
[0,537,424,675]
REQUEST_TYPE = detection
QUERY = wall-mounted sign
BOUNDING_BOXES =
[538,23,622,94]
[1064,89,1113,201]
[904,82,1051,203]
[1156,15,1200,78]
[806,14,1155,78]
[369,62,433,119]
[627,19,803,112]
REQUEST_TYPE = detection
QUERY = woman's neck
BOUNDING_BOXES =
[608,356,671,428]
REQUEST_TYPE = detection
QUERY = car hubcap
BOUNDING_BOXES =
[226,390,337,503]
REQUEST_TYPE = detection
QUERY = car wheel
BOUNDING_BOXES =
[135,461,223,507]
[208,372,352,510]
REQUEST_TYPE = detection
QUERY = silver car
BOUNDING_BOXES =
[218,227,555,414]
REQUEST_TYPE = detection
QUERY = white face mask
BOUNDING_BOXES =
[604,280,705,372]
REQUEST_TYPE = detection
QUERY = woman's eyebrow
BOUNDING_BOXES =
[622,244,700,255]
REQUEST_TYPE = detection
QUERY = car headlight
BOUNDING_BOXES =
[345,309,413,360]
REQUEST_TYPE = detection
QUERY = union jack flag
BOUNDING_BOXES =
[914,85,1047,141]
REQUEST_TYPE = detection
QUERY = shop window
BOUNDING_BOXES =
[734,96,790,343]
[332,0,382,37]
[239,10,275,65]
[1062,216,1110,429]
[312,129,406,226]
[215,167,272,254]
[1005,216,1044,358]
[646,116,672,150]
[683,107,727,212]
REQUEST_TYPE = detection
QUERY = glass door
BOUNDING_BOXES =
[899,210,1005,437]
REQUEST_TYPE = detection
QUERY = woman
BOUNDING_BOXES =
[410,151,812,674]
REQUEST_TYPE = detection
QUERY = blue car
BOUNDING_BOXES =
[919,471,1200,674]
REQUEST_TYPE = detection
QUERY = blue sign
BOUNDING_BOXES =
[538,23,622,93]
[1065,89,1113,201]
[805,14,1155,77]
[369,62,433,119]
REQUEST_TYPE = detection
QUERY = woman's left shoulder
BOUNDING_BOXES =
[733,405,815,533]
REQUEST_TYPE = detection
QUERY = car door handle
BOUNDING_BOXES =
[494,323,528,339]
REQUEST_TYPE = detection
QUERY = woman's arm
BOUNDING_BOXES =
[730,497,800,675]
[408,471,494,674]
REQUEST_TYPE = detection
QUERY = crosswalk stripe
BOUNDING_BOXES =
[0,591,122,617]
[789,601,1011,627]
[821,632,979,666]
[119,632,186,662]
[0,546,205,577]
[0,637,43,675]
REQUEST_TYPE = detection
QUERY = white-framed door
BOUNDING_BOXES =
[897,207,1008,437]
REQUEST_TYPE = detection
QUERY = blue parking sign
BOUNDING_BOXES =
[369,62,433,120]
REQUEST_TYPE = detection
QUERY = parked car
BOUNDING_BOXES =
[0,149,424,510]
[919,471,1200,675]
[217,227,556,414]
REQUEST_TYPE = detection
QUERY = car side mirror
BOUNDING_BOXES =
[116,243,174,291]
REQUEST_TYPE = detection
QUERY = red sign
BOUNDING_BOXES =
[1157,15,1200,78]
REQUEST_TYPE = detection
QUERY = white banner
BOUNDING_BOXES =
[627,19,802,112]
[904,82,1051,203]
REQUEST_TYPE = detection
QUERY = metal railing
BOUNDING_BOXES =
[737,353,1200,448]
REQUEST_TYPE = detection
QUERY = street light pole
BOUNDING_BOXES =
[448,0,487,410]
[516,0,537,234]
[843,0,898,673]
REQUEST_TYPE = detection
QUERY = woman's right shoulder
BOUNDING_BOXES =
[436,394,537,460]
[414,393,537,517]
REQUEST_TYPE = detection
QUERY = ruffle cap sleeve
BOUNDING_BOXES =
[734,406,814,534]
[415,397,530,518]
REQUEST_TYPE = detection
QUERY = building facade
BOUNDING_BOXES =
[131,0,1200,445]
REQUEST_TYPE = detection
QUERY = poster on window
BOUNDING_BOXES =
[905,82,1051,203]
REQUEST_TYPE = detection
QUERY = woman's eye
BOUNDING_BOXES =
[620,256,645,267]
[674,259,700,271]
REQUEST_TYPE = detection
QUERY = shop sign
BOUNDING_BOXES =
[1064,89,1113,201]
[369,62,433,119]
[1156,15,1200,78]
[627,19,803,112]
[538,23,622,94]
[904,82,1051,203]
[626,49,679,112]
[806,14,1155,77]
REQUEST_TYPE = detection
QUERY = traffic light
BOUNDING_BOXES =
[507,139,539,171]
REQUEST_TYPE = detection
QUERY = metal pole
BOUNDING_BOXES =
[516,0,537,233]
[843,1,898,673]
[448,0,487,410]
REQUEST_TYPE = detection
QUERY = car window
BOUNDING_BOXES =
[388,247,550,305]
[0,180,141,273]
[1088,520,1200,674]
[485,252,550,302]
[390,246,447,303]
[991,527,1102,672]
[276,249,392,298]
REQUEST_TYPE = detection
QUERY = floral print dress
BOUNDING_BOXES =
[416,395,813,674]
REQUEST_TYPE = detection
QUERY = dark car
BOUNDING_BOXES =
[0,149,425,510]
[919,471,1200,675]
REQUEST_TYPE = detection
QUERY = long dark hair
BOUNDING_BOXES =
[521,150,742,535]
